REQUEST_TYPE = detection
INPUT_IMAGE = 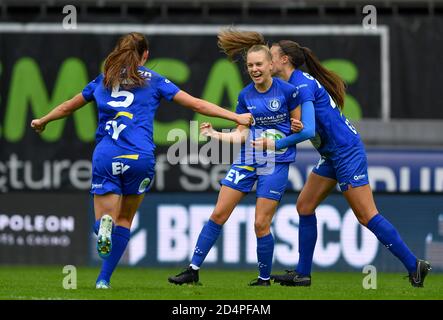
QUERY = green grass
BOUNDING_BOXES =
[0,266,441,300]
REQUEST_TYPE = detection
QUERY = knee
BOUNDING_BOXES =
[254,220,270,238]
[210,210,229,225]
[296,201,314,216]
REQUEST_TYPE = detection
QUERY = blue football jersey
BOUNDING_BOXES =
[82,66,180,157]
[235,77,298,164]
[288,70,360,157]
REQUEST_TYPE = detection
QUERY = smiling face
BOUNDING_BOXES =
[246,49,273,88]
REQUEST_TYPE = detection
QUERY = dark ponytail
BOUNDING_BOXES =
[103,32,149,89]
[276,40,346,109]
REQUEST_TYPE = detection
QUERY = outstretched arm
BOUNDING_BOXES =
[173,90,252,126]
[31,93,88,133]
[200,122,249,144]
[275,101,315,149]
[252,101,315,150]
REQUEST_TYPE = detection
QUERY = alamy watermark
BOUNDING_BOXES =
[362,264,377,289]
[62,5,77,30]
[165,121,278,175]
[62,265,77,289]
[362,5,377,30]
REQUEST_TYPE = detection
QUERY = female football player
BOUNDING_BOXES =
[168,29,303,286]
[255,39,431,288]
[31,32,252,289]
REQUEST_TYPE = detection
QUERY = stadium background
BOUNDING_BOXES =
[0,0,442,276]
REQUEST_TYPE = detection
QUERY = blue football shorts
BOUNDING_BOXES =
[90,148,155,195]
[220,162,290,201]
[312,141,369,192]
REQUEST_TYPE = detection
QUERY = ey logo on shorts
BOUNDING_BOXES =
[225,169,246,184]
[112,162,130,175]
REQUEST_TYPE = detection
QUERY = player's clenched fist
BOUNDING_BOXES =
[31,119,46,133]
[290,118,304,133]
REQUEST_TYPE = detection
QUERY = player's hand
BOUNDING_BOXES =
[236,113,253,126]
[200,122,215,137]
[31,119,47,133]
[291,118,304,132]
[251,137,275,151]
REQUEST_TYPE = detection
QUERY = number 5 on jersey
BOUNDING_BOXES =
[105,87,134,140]
[107,87,134,108]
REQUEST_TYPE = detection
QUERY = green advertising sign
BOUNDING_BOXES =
[0,57,361,145]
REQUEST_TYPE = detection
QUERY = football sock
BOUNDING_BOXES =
[367,213,417,273]
[190,219,222,268]
[296,214,317,277]
[257,233,274,280]
[93,219,100,235]
[96,226,130,283]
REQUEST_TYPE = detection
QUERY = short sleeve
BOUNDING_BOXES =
[156,75,180,101]
[284,83,299,112]
[235,91,248,114]
[82,74,103,102]
[294,82,315,106]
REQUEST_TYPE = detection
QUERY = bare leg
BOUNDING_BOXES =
[254,198,279,237]
[117,194,145,228]
[94,193,121,222]
[210,185,246,225]
[296,172,337,215]
[342,184,378,226]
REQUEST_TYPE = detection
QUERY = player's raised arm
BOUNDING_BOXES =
[172,90,252,126]
[30,93,88,133]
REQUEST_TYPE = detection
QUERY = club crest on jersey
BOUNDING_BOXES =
[268,99,281,112]
[138,177,151,193]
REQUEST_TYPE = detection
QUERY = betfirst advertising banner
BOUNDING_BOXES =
[95,193,443,273]
[1,191,441,269]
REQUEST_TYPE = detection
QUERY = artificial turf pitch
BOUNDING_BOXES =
[0,266,441,300]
